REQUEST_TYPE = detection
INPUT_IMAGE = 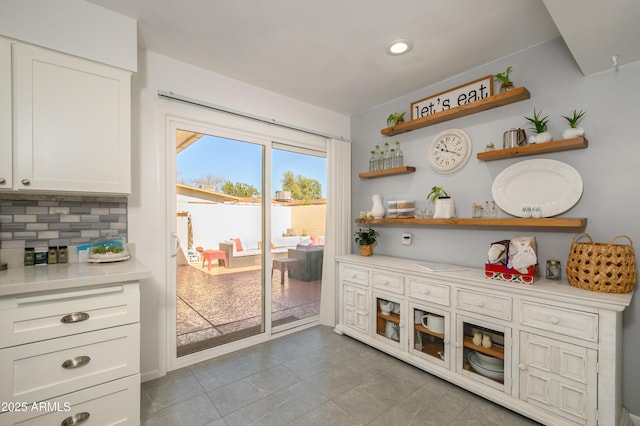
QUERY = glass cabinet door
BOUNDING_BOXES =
[456,315,511,393]
[409,303,449,368]
[374,293,403,347]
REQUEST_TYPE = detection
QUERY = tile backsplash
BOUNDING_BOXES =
[0,194,127,249]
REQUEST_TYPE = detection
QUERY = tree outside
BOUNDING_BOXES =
[281,171,322,200]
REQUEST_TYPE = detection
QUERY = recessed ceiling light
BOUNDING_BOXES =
[385,39,413,56]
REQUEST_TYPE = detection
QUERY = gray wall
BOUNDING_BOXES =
[350,38,640,415]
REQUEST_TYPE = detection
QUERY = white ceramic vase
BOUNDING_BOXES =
[433,197,455,218]
[528,132,552,144]
[371,194,385,218]
[562,127,585,139]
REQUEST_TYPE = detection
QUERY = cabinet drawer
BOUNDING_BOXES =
[0,283,139,349]
[456,289,512,320]
[340,265,369,286]
[408,277,450,306]
[372,272,404,294]
[0,374,140,425]
[0,323,139,404]
[520,301,598,342]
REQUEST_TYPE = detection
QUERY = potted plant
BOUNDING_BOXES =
[524,108,552,143]
[561,109,586,139]
[386,112,406,127]
[427,186,455,218]
[354,226,379,256]
[495,66,513,93]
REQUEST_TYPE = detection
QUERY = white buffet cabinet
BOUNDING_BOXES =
[0,259,149,425]
[335,254,633,426]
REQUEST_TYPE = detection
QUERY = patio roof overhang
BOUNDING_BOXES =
[177,183,241,203]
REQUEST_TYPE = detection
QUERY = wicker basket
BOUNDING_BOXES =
[566,233,637,293]
[359,244,373,256]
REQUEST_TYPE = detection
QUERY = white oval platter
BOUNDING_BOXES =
[492,159,583,217]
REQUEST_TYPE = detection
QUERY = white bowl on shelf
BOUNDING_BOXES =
[468,352,504,380]
[475,351,503,367]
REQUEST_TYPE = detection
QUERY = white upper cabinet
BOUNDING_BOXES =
[9,40,131,194]
[0,38,11,189]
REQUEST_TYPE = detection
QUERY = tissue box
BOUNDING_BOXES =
[484,262,538,284]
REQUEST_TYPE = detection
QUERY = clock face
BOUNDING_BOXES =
[428,129,472,173]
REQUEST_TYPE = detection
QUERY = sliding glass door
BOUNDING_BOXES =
[270,146,326,330]
[174,129,265,357]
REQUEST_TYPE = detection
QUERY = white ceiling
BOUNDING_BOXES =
[85,0,640,116]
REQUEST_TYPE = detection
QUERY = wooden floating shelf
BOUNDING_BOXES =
[381,87,531,136]
[355,217,587,228]
[477,136,588,161]
[358,165,416,179]
[415,323,445,341]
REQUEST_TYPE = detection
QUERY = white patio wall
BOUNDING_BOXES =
[177,195,292,253]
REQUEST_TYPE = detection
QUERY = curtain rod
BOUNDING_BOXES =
[157,90,350,142]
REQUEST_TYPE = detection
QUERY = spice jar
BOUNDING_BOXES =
[24,248,35,266]
[58,246,68,263]
[48,246,58,264]
[546,260,562,280]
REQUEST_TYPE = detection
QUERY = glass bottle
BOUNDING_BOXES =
[374,145,382,171]
[389,148,396,168]
[369,150,376,171]
[383,142,390,169]
[546,260,562,280]
[394,141,404,167]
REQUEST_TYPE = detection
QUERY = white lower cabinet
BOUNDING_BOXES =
[0,282,141,425]
[335,254,633,426]
[520,332,597,425]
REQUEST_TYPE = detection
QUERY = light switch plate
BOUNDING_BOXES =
[402,232,412,245]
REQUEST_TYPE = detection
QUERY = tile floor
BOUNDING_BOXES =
[142,325,541,425]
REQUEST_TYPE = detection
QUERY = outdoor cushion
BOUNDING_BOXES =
[230,238,243,252]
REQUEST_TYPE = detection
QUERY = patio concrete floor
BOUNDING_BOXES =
[176,262,321,356]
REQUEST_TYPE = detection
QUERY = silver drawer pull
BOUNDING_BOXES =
[60,312,90,323]
[21,178,31,186]
[61,412,90,426]
[62,355,91,369]
[0,177,5,184]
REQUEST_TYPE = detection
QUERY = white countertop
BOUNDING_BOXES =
[0,258,151,297]
[337,254,634,311]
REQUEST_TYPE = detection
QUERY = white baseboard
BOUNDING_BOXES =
[630,413,639,426]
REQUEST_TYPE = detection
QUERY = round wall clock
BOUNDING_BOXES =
[428,128,472,173]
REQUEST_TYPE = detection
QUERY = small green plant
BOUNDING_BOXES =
[386,112,406,126]
[524,108,550,133]
[354,226,379,246]
[495,66,512,86]
[561,109,586,128]
[427,186,449,203]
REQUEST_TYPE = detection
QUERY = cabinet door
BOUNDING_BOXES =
[13,43,131,194]
[373,292,404,349]
[343,283,369,335]
[519,332,597,425]
[0,38,10,189]
[456,314,511,393]
[409,303,449,368]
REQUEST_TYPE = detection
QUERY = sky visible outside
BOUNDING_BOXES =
[177,135,327,197]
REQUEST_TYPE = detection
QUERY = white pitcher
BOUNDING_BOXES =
[371,194,385,218]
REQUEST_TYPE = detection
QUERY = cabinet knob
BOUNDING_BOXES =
[61,412,90,426]
[549,316,560,325]
[455,342,461,348]
[519,364,526,371]
[61,355,91,369]
[476,301,484,307]
[423,289,430,295]
[60,312,90,323]
[21,178,31,186]
[0,177,5,184]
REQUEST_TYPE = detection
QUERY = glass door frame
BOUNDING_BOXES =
[164,108,326,372]
[166,114,274,371]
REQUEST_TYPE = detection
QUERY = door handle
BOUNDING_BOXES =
[170,233,180,257]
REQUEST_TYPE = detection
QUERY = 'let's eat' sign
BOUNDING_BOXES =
[411,76,494,120]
